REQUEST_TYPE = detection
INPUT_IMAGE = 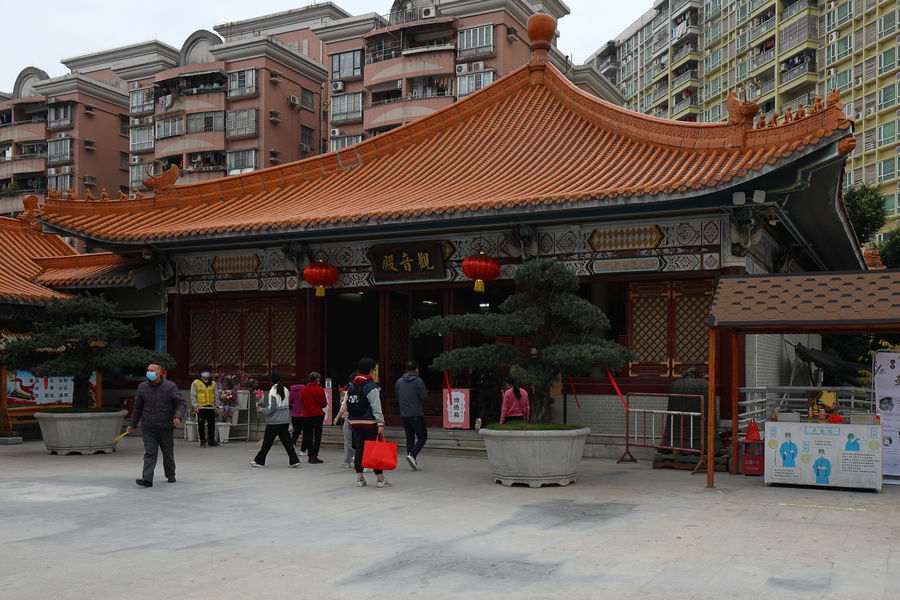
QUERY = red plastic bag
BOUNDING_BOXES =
[745,420,761,441]
[362,433,398,470]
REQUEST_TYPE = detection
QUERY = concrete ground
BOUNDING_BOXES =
[2,435,899,600]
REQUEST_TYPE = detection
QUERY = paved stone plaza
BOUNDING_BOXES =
[2,436,899,600]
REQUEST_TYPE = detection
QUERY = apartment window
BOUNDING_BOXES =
[878,121,896,146]
[843,171,853,189]
[836,35,852,60]
[331,93,363,123]
[836,1,852,27]
[227,149,256,175]
[705,76,721,98]
[885,194,898,217]
[736,60,749,81]
[227,69,257,97]
[120,117,130,136]
[130,88,154,114]
[47,174,72,192]
[826,44,836,65]
[737,32,748,53]
[47,138,72,163]
[187,111,225,133]
[301,88,315,110]
[457,71,494,98]
[226,108,258,138]
[129,164,147,189]
[878,85,897,111]
[704,104,722,122]
[877,157,896,183]
[300,125,315,148]
[457,25,493,58]
[827,68,853,92]
[737,3,748,24]
[155,116,183,139]
[130,126,154,151]
[622,60,634,78]
[47,104,72,128]
[879,49,896,75]
[704,22,722,45]
[705,0,721,17]
[879,12,896,38]
[330,135,363,152]
[704,49,721,72]
[332,50,362,79]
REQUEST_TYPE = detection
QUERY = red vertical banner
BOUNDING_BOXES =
[443,389,470,429]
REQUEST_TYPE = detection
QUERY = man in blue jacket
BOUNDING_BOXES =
[126,364,186,487]
[396,360,428,471]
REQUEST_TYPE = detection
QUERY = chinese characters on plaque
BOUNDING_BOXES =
[369,243,446,283]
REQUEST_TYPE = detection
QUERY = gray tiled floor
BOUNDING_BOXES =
[2,436,899,599]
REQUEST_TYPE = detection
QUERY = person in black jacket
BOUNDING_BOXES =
[126,364,187,487]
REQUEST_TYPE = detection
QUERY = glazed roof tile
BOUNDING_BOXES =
[33,253,150,286]
[34,61,854,244]
[709,271,900,330]
[0,216,77,303]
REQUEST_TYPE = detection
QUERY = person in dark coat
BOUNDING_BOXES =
[126,364,186,487]
[395,360,428,471]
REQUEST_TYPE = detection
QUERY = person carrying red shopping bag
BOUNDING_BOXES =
[347,357,392,488]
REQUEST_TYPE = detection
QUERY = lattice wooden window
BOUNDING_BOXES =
[625,279,714,377]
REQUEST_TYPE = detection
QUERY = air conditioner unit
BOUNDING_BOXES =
[131,81,141,90]
[854,112,862,119]
[61,166,73,174]
[288,95,299,105]
[827,68,836,76]
[47,167,58,175]
[330,128,342,137]
[866,107,874,115]
[827,1,835,9]
[299,143,312,152]
[131,156,141,164]
[456,64,468,74]
[472,61,485,71]
[143,116,153,124]
[855,77,863,85]
[332,81,344,93]
[421,5,437,18]
[191,153,201,162]
[47,96,58,104]
[828,32,838,42]
[57,132,68,139]
[84,175,97,185]
[131,118,141,126]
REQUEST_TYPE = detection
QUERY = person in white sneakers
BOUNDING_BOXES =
[395,359,428,471]
[333,372,356,468]
[347,358,390,488]
[251,371,301,468]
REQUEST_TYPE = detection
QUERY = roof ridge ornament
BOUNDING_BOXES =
[143,163,180,192]
[527,12,555,63]
[726,80,760,126]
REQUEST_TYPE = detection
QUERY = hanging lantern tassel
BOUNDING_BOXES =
[461,252,500,293]
[302,260,339,297]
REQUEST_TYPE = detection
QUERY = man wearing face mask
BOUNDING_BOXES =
[190,366,219,448]
[127,364,187,487]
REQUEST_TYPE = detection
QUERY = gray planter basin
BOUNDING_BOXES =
[35,410,128,455]
[480,427,591,487]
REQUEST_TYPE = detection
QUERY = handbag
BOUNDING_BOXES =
[362,432,397,470]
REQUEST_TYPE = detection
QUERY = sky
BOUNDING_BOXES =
[1,0,649,92]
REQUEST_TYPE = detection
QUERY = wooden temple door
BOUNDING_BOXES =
[625,279,714,378]
[380,291,410,424]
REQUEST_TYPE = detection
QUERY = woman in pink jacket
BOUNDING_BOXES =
[500,376,531,424]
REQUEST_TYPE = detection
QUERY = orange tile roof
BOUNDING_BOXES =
[34,58,854,245]
[0,215,77,303]
[33,253,150,286]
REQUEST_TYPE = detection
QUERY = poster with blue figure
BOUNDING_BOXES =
[845,433,861,451]
[813,449,832,484]
[779,432,798,467]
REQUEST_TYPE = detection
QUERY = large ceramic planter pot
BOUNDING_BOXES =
[35,410,128,455]
[481,427,591,487]
[216,422,232,443]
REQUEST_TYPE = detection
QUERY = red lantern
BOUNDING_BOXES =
[303,261,339,297]
[461,252,500,292]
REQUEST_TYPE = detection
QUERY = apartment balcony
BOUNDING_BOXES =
[673,70,699,88]
[672,97,699,116]
[750,48,776,70]
[46,117,73,131]
[779,62,817,93]
[672,0,701,12]
[750,18,776,41]
[672,45,699,66]
[780,0,817,20]
[749,0,773,13]
[597,56,620,76]
[0,153,46,177]
[364,53,455,89]
[363,94,454,131]
[780,91,817,114]
[651,12,669,30]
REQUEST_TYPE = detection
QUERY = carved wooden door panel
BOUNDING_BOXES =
[215,298,243,375]
[380,291,409,419]
[671,279,713,377]
[271,297,298,379]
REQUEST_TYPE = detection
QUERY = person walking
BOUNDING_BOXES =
[500,375,531,424]
[289,378,307,452]
[348,358,390,488]
[190,366,219,448]
[251,370,301,468]
[332,372,357,468]
[396,360,428,471]
[300,372,328,464]
[127,364,186,487]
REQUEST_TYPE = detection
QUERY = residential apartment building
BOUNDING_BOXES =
[593,0,900,229]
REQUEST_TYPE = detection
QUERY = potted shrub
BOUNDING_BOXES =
[410,258,634,486]
[1,293,175,455]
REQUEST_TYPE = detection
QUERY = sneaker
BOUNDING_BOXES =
[135,479,152,487]
[299,450,308,456]
[308,457,324,464]
[208,441,219,447]
[199,442,207,448]
[474,418,482,430]
[406,454,419,471]
[377,478,392,488]
[167,477,176,483]
[338,461,352,468]
[357,479,367,487]
[289,463,301,468]
[250,461,265,468]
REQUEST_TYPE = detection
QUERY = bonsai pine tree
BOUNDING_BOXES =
[2,293,175,409]
[410,258,635,421]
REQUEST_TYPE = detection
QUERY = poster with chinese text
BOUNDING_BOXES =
[5,369,98,412]
[874,350,900,477]
[443,389,470,429]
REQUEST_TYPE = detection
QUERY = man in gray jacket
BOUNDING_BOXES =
[395,360,428,471]
[127,363,186,487]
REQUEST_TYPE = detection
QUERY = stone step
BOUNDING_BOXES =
[319,426,488,457]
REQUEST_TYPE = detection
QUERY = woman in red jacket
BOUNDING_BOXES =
[300,372,328,463]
